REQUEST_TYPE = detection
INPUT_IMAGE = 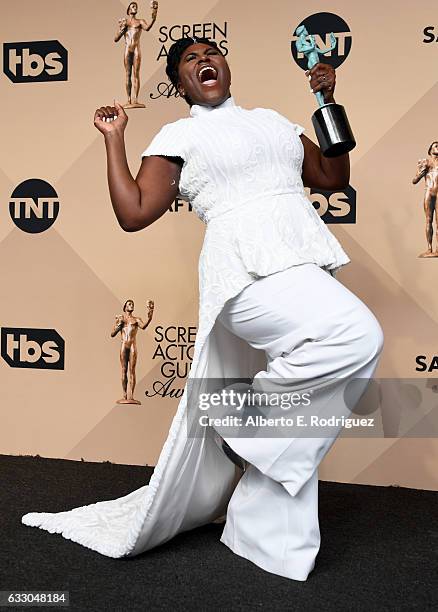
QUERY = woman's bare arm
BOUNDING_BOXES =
[94,101,183,232]
[132,155,182,231]
[300,62,350,191]
[300,134,350,191]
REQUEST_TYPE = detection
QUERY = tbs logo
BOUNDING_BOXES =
[309,185,356,223]
[291,12,352,70]
[9,179,59,233]
[3,40,68,83]
[1,328,65,370]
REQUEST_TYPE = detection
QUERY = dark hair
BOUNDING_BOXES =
[428,141,438,155]
[165,36,220,106]
[127,2,137,14]
[123,299,134,312]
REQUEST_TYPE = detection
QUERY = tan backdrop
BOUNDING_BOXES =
[1,0,437,490]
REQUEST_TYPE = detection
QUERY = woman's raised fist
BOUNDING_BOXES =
[94,101,128,136]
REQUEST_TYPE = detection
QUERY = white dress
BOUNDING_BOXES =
[22,96,351,573]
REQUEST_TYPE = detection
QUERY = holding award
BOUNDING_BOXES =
[23,35,383,584]
[295,24,356,157]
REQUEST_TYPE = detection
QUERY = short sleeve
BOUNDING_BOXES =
[141,120,187,161]
[294,123,305,136]
[264,108,305,137]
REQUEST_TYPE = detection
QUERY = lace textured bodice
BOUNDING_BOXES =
[144,96,308,221]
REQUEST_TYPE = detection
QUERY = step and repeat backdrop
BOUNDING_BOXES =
[1,0,437,490]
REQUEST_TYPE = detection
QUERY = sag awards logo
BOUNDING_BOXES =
[3,40,68,83]
[309,186,356,223]
[423,27,438,43]
[1,327,65,370]
[291,12,352,69]
[9,179,60,233]
[151,22,229,101]
[416,355,438,372]
[145,325,196,398]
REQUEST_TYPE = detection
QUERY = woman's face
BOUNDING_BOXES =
[177,43,231,107]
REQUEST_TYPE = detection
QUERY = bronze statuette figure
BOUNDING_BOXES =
[114,1,158,109]
[111,299,154,404]
[412,141,438,257]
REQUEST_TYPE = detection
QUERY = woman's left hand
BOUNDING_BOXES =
[305,63,336,103]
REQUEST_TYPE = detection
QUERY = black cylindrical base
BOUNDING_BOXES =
[311,103,356,158]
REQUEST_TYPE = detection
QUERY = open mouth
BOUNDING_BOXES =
[197,65,218,86]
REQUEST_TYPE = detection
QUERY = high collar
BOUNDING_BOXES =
[189,95,236,118]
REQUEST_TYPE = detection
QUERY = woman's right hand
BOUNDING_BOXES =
[94,101,128,136]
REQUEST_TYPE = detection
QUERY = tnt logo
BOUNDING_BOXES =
[1,328,65,370]
[9,179,59,233]
[291,12,352,70]
[309,185,356,223]
[3,40,68,83]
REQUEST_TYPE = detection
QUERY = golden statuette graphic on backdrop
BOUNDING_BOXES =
[114,1,159,109]
[412,141,438,258]
[111,299,155,404]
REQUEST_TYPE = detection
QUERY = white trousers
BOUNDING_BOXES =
[215,263,384,580]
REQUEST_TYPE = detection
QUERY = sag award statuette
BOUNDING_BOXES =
[295,25,356,157]
[111,299,154,404]
[114,1,159,109]
[412,141,438,257]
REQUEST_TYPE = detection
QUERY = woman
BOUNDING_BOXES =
[22,36,384,581]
